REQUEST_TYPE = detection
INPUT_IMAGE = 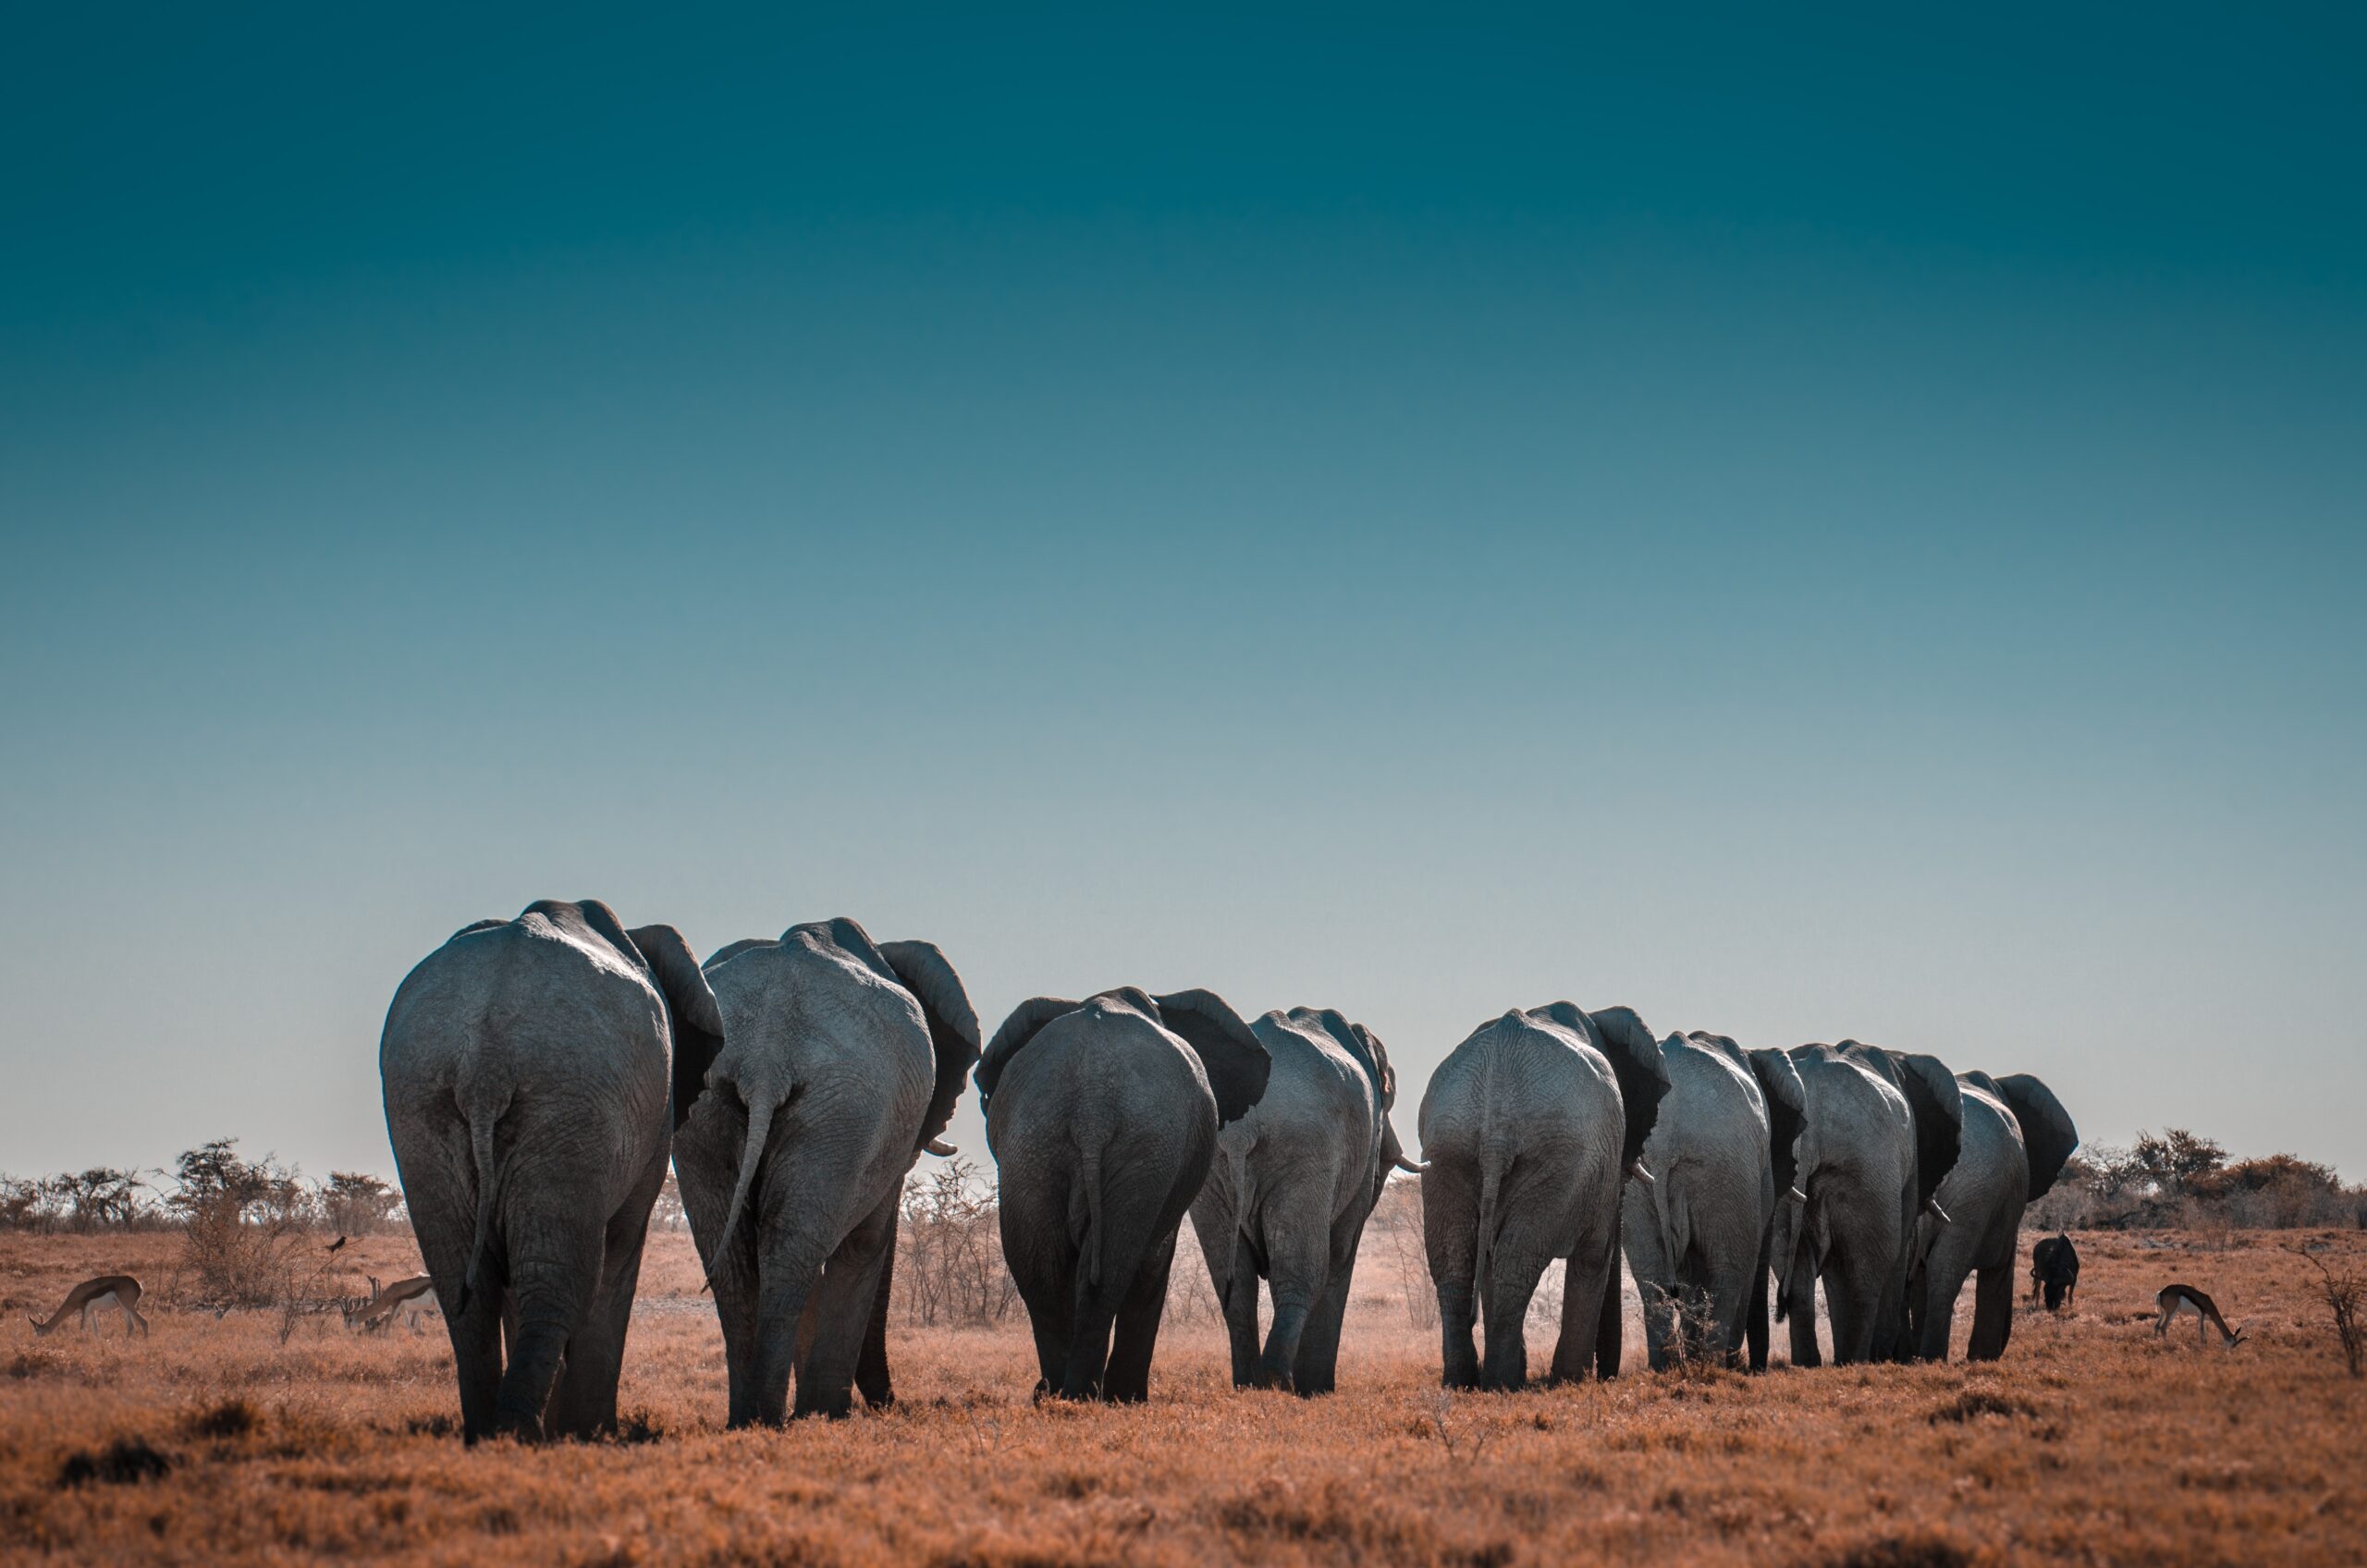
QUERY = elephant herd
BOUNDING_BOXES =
[378,900,2078,1442]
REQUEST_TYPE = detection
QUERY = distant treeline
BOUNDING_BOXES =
[2028,1128,2366,1231]
[0,1139,400,1238]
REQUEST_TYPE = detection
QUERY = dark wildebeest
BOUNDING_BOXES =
[2029,1232,2079,1311]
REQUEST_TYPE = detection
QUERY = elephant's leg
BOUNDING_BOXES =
[1965,1260,2017,1362]
[1784,1256,1822,1366]
[408,1177,503,1440]
[793,1194,897,1419]
[492,1209,604,1440]
[853,1202,901,1410]
[1292,1210,1372,1397]
[1828,1252,1889,1366]
[1221,1231,1263,1389]
[547,1153,666,1439]
[1622,1183,1675,1373]
[1189,1192,1257,1388]
[706,1231,765,1427]
[748,1238,832,1427]
[1252,1190,1334,1390]
[1001,1200,1073,1397]
[1482,1218,1559,1390]
[1103,1231,1177,1403]
[1746,1256,1771,1372]
[1915,1231,1980,1362]
[1548,1223,1619,1385]
[1421,1163,1481,1389]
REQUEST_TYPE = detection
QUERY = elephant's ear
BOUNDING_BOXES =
[977,996,1082,1107]
[878,940,983,1152]
[1352,1023,1398,1110]
[1748,1047,1809,1194]
[628,924,729,1133]
[1888,1050,1964,1213]
[1587,1006,1672,1169]
[1994,1072,2079,1200]
[702,937,775,974]
[1150,989,1272,1127]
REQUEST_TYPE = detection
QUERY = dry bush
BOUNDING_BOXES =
[2290,1243,2366,1377]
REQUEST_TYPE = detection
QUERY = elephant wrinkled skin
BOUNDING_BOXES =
[1418,1003,1667,1390]
[980,987,1270,1402]
[672,919,979,1425]
[380,900,722,1442]
[1622,1032,1773,1370]
[1188,1007,1416,1394]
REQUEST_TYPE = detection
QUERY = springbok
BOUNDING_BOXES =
[345,1274,437,1333]
[2155,1283,2245,1348]
[29,1275,150,1338]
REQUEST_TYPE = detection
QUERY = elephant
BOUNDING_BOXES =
[671,919,979,1425]
[1755,1042,1918,1367]
[1742,1047,1808,1371]
[1621,1031,1773,1371]
[978,986,1271,1402]
[1834,1042,1965,1362]
[1417,1003,1668,1390]
[1187,1007,1420,1394]
[1904,1072,2078,1360]
[379,899,722,1442]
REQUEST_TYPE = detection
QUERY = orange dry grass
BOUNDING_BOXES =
[3,1227,2362,1565]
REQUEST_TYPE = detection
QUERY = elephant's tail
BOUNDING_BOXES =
[1076,1139,1105,1292]
[706,1084,780,1285]
[1474,1156,1504,1301]
[1647,1157,1689,1277]
[456,1090,509,1321]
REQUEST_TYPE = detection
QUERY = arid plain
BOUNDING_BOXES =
[3,1224,2361,1567]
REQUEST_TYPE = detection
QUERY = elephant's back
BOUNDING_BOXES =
[989,1013,1215,1166]
[380,918,668,1101]
[1418,1014,1613,1153]
[705,934,931,1093]
[1938,1080,2026,1224]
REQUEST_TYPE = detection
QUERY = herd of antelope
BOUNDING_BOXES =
[25,1238,2252,1349]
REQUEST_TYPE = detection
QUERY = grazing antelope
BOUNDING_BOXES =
[345,1274,437,1333]
[2155,1283,2245,1348]
[29,1275,150,1338]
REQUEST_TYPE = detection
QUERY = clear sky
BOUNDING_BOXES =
[4,4,2362,1187]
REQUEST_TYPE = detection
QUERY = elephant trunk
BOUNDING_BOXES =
[706,1083,783,1283]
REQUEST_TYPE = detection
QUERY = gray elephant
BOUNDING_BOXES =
[1906,1071,2078,1361]
[1756,1042,1919,1367]
[1834,1042,1965,1362]
[672,919,978,1425]
[1622,1031,1772,1370]
[1187,1007,1420,1394]
[1417,1003,1668,1390]
[380,900,722,1442]
[978,987,1271,1401]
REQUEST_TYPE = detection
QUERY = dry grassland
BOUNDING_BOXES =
[2,1226,2361,1566]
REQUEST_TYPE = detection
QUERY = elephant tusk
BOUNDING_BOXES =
[925,1137,957,1158]
[1925,1197,1953,1225]
[1785,1185,1809,1207]
[1393,1154,1429,1175]
[1626,1158,1655,1187]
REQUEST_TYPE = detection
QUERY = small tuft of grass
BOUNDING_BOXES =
[56,1437,175,1488]
[1803,1533,1975,1568]
[183,1397,262,1439]
[1926,1389,2038,1424]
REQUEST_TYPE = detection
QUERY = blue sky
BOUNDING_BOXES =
[4,4,2362,1184]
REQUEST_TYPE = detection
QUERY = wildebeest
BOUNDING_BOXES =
[2029,1231,2079,1310]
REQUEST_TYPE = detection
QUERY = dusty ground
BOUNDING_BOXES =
[1,1225,2361,1566]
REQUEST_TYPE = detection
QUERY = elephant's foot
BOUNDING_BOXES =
[1249,1363,1294,1392]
